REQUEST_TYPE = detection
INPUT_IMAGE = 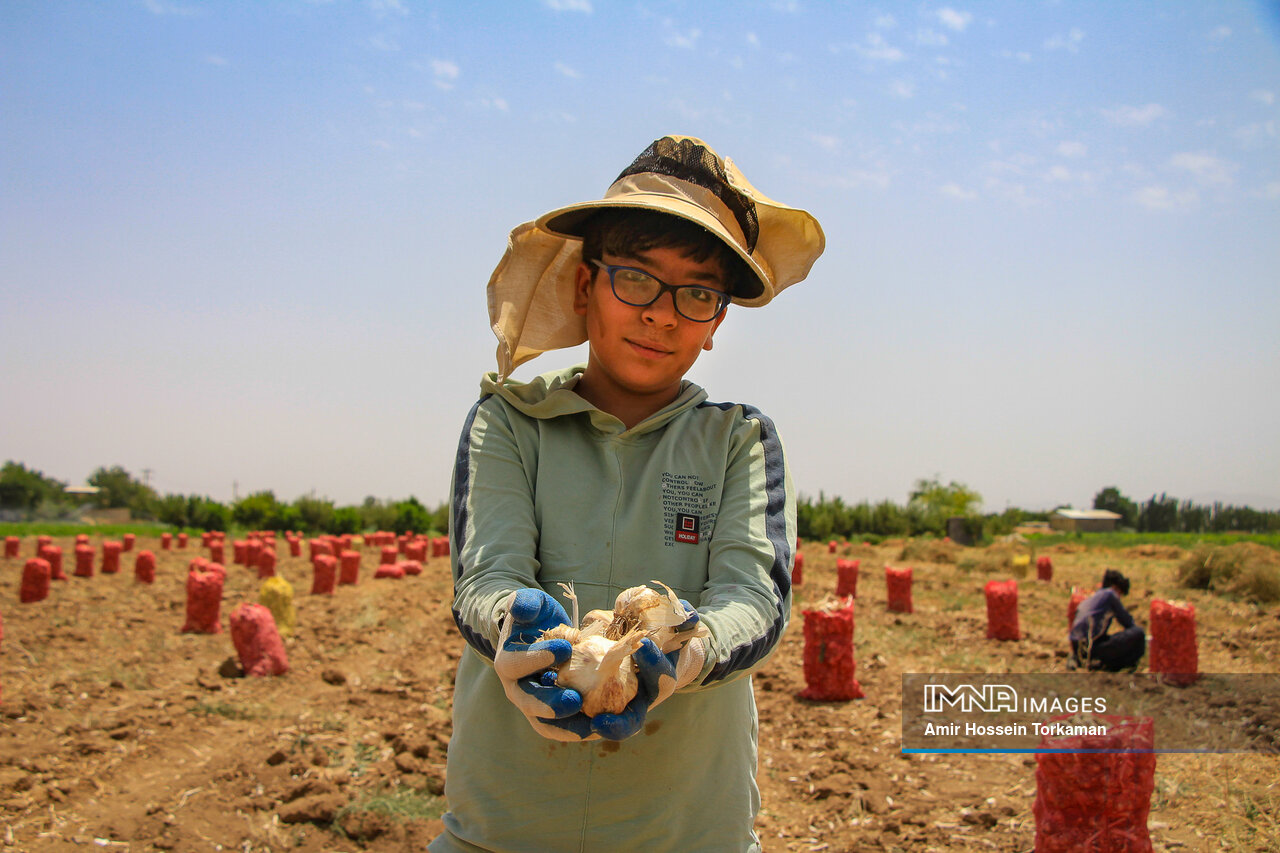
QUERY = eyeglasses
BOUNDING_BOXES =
[591,260,729,323]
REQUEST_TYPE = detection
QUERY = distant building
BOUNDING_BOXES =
[1049,508,1122,533]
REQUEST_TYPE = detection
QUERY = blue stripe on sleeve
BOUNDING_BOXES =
[696,401,792,684]
[450,395,496,660]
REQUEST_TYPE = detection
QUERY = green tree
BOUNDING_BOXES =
[328,506,363,535]
[0,461,66,511]
[1092,486,1137,528]
[393,496,431,535]
[907,476,982,536]
[232,490,291,531]
[88,465,157,515]
[293,495,335,534]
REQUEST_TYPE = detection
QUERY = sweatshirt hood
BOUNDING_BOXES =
[480,365,708,436]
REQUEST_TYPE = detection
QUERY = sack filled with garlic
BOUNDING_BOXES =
[539,581,709,717]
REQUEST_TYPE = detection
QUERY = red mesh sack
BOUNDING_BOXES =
[74,544,95,578]
[1033,715,1155,853]
[339,551,361,586]
[257,547,277,580]
[312,555,338,595]
[791,550,804,586]
[5,536,20,558]
[160,533,172,551]
[182,566,224,633]
[985,579,1021,640]
[1068,588,1089,628]
[1149,600,1198,687]
[797,597,863,701]
[827,540,837,554]
[232,540,248,566]
[122,533,136,553]
[433,536,450,558]
[406,540,427,561]
[886,566,913,613]
[380,546,398,565]
[1037,555,1053,581]
[230,603,289,677]
[246,539,262,569]
[176,532,188,549]
[836,558,860,598]
[74,534,89,546]
[36,535,52,554]
[338,534,354,553]
[210,542,225,564]
[308,539,331,561]
[399,560,422,576]
[135,550,157,584]
[288,537,301,558]
[375,562,405,580]
[103,541,123,575]
[39,545,66,581]
[20,558,51,603]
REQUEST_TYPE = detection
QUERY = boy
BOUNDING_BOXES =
[1069,569,1146,671]
[432,136,824,852]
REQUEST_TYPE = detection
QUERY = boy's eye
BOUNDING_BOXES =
[685,288,717,304]
[616,268,652,286]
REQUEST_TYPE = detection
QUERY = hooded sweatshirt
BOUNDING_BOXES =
[431,365,795,853]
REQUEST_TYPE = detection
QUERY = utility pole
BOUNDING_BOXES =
[233,480,239,502]
[142,468,153,487]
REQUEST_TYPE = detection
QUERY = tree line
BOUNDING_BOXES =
[0,460,448,536]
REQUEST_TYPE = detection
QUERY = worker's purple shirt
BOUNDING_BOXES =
[1069,587,1135,644]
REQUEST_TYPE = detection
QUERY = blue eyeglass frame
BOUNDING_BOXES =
[590,259,729,322]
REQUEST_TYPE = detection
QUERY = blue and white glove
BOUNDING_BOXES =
[591,605,708,741]
[493,588,595,742]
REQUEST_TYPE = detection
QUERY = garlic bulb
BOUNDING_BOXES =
[538,580,708,716]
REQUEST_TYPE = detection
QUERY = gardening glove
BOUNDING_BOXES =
[591,624,708,742]
[493,588,595,742]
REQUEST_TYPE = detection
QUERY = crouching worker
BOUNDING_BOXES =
[1069,569,1146,671]
[432,137,825,852]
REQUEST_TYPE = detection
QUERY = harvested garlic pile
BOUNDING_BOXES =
[541,581,707,716]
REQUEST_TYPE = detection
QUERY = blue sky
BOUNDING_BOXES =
[3,1,1278,513]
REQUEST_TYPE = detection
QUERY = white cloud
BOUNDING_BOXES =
[1208,25,1231,42]
[366,33,399,52]
[1234,120,1278,147]
[1169,152,1236,187]
[142,0,200,14]
[746,32,760,48]
[940,183,976,200]
[664,24,702,50]
[368,0,408,17]
[1133,186,1197,211]
[809,133,840,151]
[1045,165,1072,182]
[855,32,905,62]
[771,0,800,12]
[874,14,896,29]
[937,8,972,32]
[431,59,460,90]
[554,61,580,79]
[1251,89,1276,106]
[543,0,593,11]
[1056,141,1087,158]
[833,169,892,190]
[1044,27,1085,53]
[203,54,228,66]
[1257,182,1280,200]
[1103,103,1168,127]
[916,29,948,48]
[889,79,915,99]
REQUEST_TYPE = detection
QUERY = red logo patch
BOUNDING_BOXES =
[675,513,701,544]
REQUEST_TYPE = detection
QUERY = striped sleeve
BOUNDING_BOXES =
[692,402,795,687]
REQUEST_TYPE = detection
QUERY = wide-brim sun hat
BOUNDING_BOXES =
[487,135,825,380]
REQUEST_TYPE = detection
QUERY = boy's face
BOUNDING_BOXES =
[573,245,727,412]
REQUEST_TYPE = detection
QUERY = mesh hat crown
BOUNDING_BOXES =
[487,135,825,379]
